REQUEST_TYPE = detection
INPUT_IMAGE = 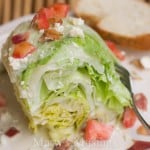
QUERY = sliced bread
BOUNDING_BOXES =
[71,0,150,50]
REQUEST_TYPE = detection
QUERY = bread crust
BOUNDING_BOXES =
[72,1,150,50]
[95,27,150,51]
[74,13,150,50]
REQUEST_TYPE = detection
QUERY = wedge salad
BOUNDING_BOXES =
[1,3,135,147]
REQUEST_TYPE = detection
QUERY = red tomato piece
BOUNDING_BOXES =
[52,3,69,18]
[12,41,36,58]
[122,107,137,128]
[38,3,68,19]
[38,7,54,19]
[5,127,20,137]
[33,4,69,29]
[0,93,6,107]
[134,93,148,111]
[12,32,29,44]
[34,12,49,30]
[84,120,113,142]
[105,41,125,61]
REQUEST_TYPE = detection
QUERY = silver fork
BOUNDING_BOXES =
[115,63,150,131]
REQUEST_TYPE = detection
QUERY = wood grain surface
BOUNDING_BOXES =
[0,0,69,24]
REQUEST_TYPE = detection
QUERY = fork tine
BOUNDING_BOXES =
[115,64,129,76]
[115,64,131,90]
[115,63,150,131]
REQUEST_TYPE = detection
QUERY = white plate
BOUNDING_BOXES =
[0,16,150,150]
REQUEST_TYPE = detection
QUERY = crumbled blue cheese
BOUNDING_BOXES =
[54,23,64,33]
[69,27,84,38]
[69,17,84,26]
[8,55,31,71]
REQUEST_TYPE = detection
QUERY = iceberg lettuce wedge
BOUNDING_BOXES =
[2,16,131,143]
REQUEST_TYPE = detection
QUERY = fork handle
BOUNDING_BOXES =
[131,95,150,132]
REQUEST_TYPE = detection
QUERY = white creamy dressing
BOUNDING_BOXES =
[140,56,150,69]
[0,135,8,146]
[0,111,18,146]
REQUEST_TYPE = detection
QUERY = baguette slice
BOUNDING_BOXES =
[71,0,150,50]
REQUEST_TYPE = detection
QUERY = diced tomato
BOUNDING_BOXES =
[38,7,54,19]
[51,3,69,18]
[5,127,20,137]
[34,12,49,30]
[38,4,68,19]
[105,41,125,61]
[134,93,148,111]
[12,41,36,58]
[122,107,137,128]
[84,120,113,142]
[33,4,69,30]
[0,93,6,107]
[12,32,29,44]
